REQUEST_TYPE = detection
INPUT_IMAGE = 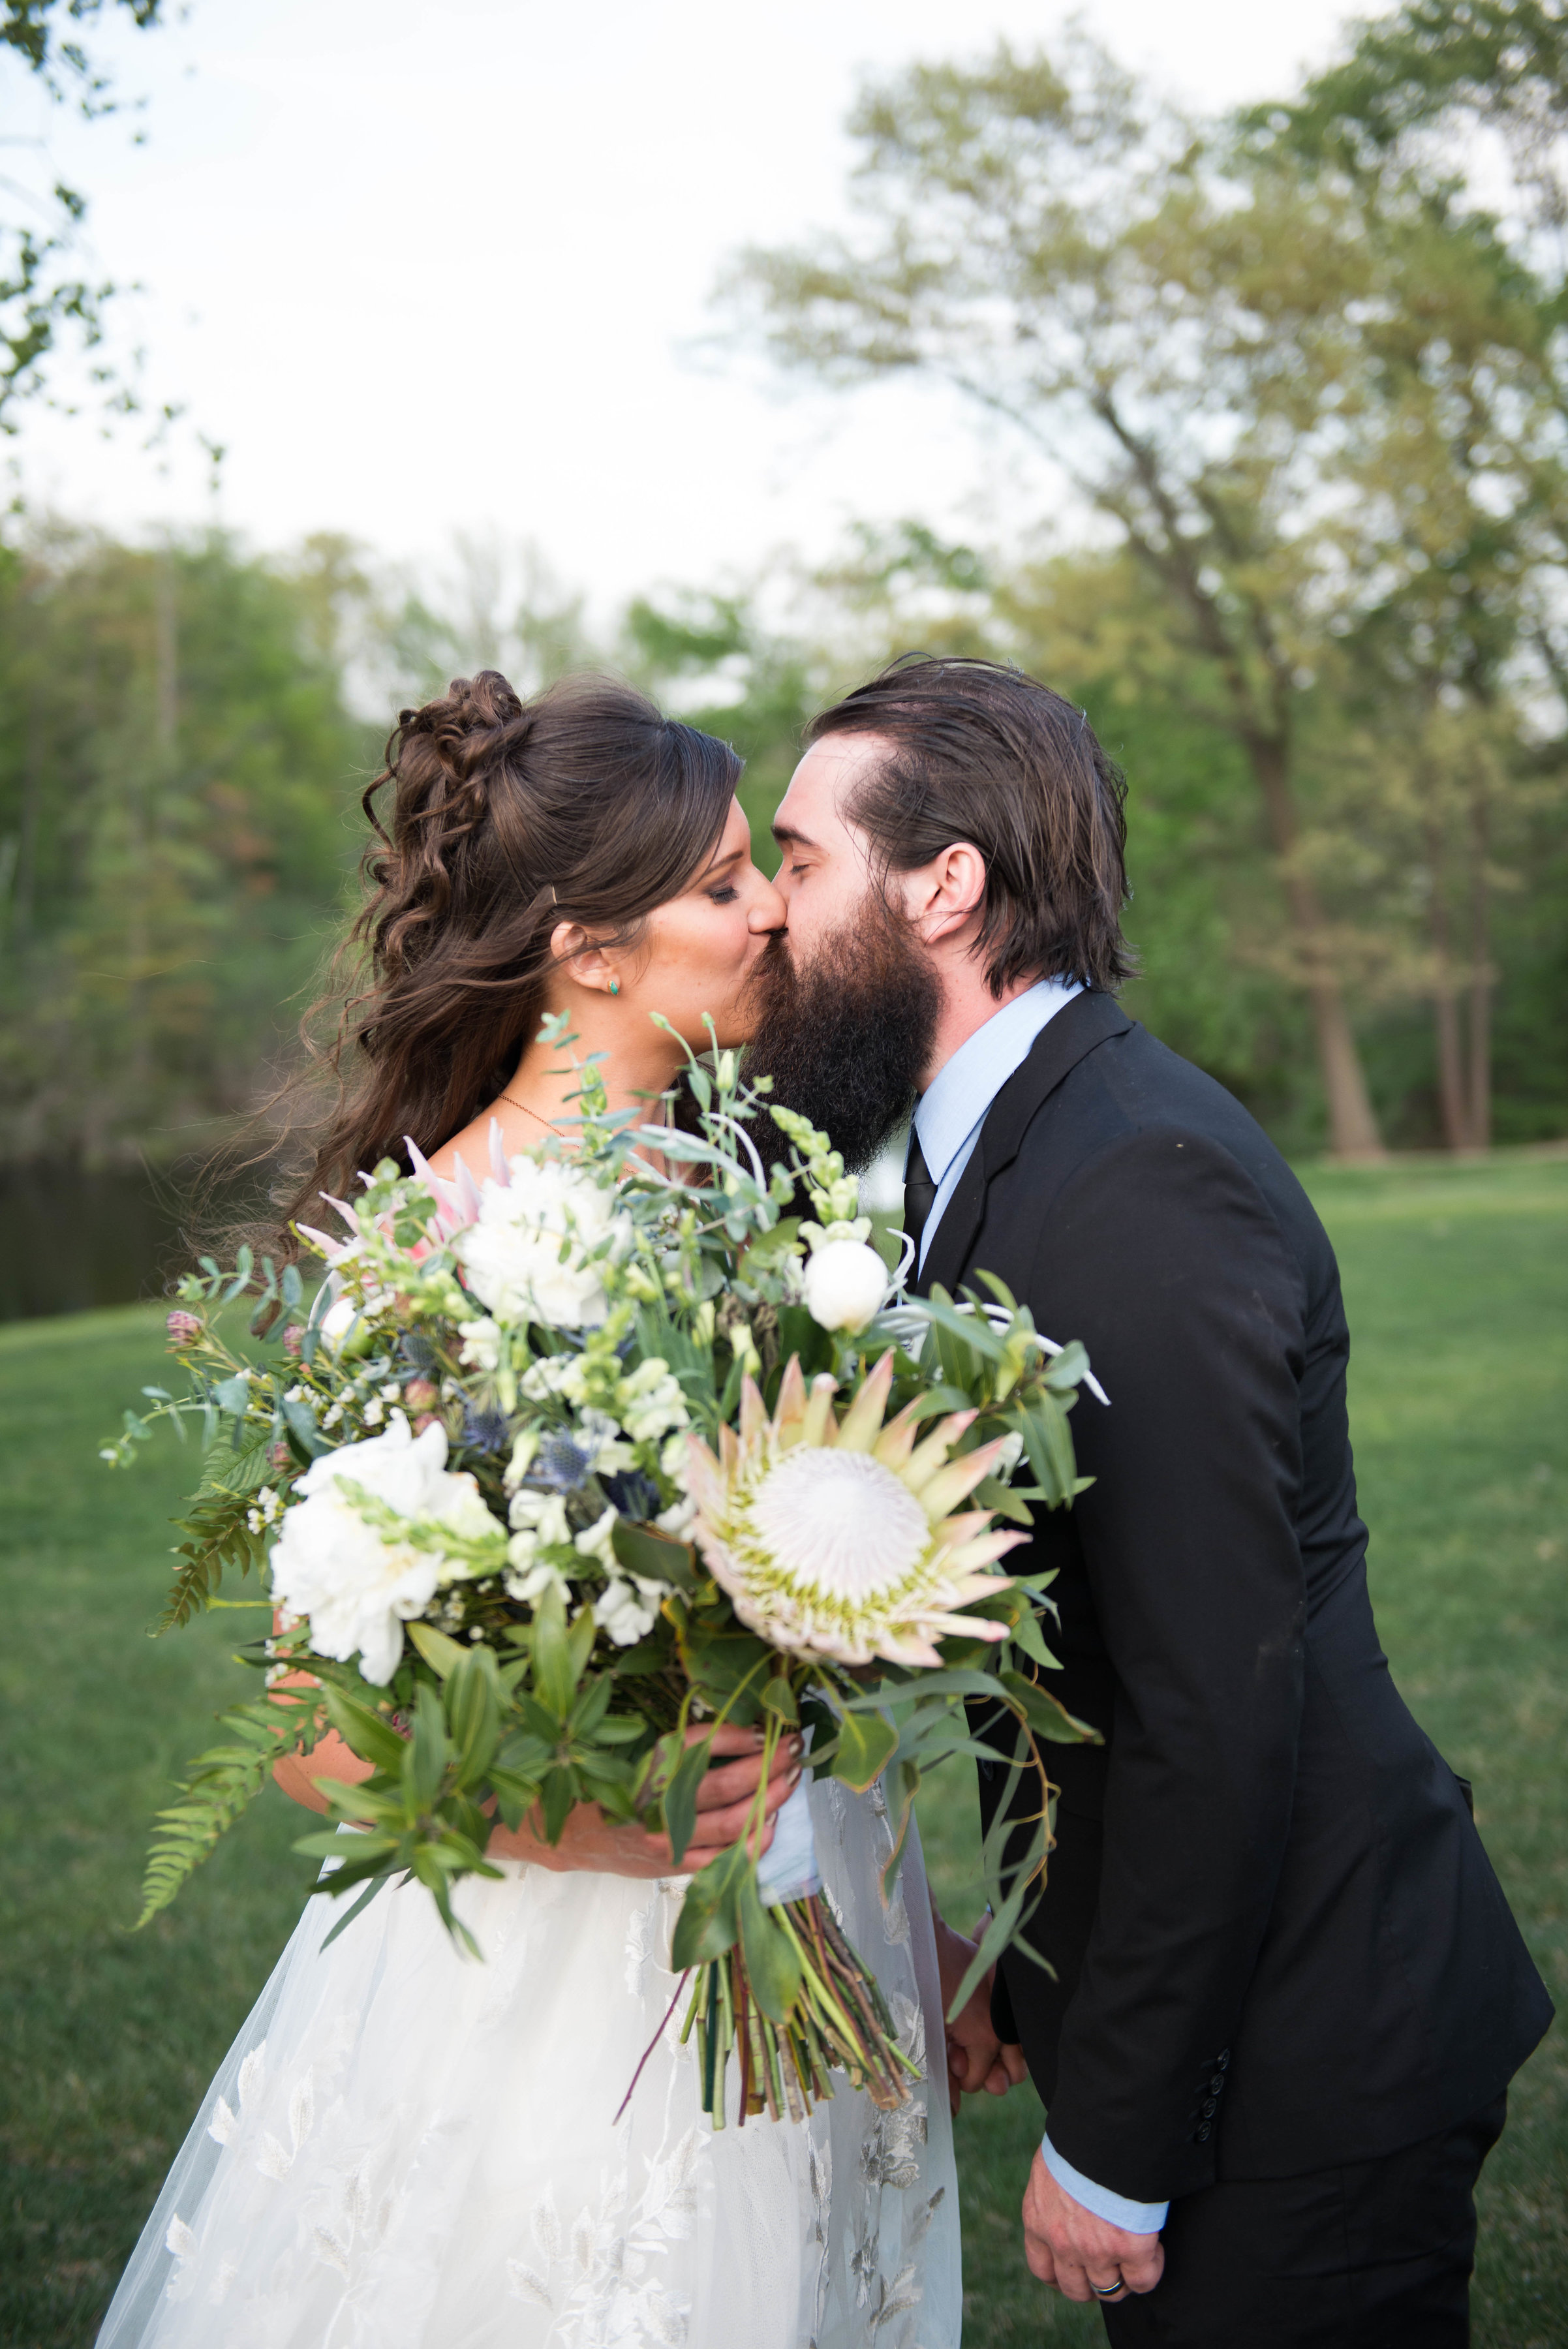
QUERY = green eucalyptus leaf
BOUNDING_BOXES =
[760,1674,799,1725]
[737,1866,804,2025]
[670,1839,749,1967]
[661,1730,713,1868]
[830,1705,899,1792]
[998,1670,1101,1745]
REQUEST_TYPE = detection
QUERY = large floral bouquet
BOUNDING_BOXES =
[106,1022,1098,2128]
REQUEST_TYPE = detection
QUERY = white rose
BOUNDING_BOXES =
[453,1158,631,1330]
[802,1238,889,1335]
[269,1413,499,1684]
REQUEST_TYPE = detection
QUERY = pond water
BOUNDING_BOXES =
[0,1163,239,1322]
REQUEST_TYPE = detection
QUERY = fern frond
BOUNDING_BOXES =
[134,1695,312,1927]
[158,1493,268,1631]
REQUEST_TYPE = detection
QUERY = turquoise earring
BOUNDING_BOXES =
[609,978,619,995]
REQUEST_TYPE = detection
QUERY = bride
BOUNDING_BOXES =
[98,671,1006,2349]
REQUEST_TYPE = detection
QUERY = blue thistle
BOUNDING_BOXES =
[603,1468,661,1521]
[460,1405,510,1456]
[532,1434,594,1492]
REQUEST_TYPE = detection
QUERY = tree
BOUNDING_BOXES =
[0,525,372,1166]
[1,0,168,425]
[724,39,1418,1154]
[1251,0,1568,1148]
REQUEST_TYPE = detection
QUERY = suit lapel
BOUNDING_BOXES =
[915,990,1133,1297]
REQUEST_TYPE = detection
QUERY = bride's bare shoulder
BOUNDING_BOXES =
[426,1110,507,1187]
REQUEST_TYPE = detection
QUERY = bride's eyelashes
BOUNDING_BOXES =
[706,884,740,905]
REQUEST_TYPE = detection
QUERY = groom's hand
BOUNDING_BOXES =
[930,1909,1030,2114]
[1022,2149,1163,2304]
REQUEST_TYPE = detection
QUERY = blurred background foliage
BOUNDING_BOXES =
[2,0,1567,1319]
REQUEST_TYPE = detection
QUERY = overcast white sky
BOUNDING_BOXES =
[10,0,1359,609]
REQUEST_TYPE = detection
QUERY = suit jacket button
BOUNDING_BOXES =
[1210,2074,1227,2094]
[1216,2051,1230,2068]
[1195,2123,1212,2143]
[1202,2098,1218,2117]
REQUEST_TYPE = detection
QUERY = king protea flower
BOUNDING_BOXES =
[683,1352,1026,1667]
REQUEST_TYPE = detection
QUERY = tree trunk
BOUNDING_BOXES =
[1426,825,1468,1151]
[1466,788,1491,1151]
[1250,733,1385,1160]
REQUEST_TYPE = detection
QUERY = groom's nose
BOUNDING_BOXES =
[750,873,788,934]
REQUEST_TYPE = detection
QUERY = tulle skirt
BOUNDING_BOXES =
[97,1776,960,2349]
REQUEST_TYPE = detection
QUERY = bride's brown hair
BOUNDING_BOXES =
[271,669,740,1245]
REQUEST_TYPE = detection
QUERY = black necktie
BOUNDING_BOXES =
[902,1126,938,1270]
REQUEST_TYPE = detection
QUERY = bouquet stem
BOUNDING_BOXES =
[677,1894,917,2130]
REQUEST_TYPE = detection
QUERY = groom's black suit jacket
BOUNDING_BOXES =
[917,990,1551,2203]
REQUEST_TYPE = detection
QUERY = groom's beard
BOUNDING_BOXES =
[742,893,943,1173]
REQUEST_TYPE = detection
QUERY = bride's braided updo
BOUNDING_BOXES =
[274,669,739,1244]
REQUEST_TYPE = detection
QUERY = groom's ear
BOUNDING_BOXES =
[900,842,988,947]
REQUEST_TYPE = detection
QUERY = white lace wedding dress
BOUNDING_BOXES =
[97,1775,961,2349]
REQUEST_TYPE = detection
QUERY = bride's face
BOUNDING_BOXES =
[619,797,788,1049]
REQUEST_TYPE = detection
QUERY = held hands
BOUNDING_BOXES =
[929,1907,1030,2116]
[1022,2148,1163,2306]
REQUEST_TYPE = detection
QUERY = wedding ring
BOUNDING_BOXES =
[1090,2274,1124,2298]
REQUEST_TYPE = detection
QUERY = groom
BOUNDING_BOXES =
[746,655,1552,2345]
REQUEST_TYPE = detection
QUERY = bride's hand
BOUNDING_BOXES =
[487,1723,805,1879]
[930,1903,1031,2115]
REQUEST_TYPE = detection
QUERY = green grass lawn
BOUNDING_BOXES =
[2,1154,1564,2346]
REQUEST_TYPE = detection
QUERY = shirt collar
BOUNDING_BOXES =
[914,976,1084,1184]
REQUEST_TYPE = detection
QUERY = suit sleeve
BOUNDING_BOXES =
[1022,1128,1307,2203]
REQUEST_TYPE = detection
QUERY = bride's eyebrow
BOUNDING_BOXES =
[696,844,744,882]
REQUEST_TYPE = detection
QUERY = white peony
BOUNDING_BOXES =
[453,1157,631,1330]
[269,1413,501,1683]
[802,1238,889,1335]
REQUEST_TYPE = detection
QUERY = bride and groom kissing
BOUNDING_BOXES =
[100,656,1549,2348]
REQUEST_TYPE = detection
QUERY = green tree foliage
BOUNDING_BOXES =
[722,29,1568,1158]
[1246,0,1568,1146]
[0,527,373,1166]
[1,0,170,425]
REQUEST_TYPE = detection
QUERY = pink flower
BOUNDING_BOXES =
[281,1323,304,1356]
[166,1310,201,1347]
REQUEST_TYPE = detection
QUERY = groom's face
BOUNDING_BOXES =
[741,735,944,1171]
[768,735,895,962]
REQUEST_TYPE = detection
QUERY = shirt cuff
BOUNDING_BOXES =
[1041,2134,1169,2234]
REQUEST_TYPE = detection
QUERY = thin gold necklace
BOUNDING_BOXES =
[499,1092,567,1139]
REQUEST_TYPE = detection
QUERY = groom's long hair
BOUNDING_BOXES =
[807,654,1135,996]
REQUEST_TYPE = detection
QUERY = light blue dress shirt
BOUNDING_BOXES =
[910,976,1169,2237]
[912,975,1083,1274]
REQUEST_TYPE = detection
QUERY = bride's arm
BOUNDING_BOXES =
[271,1676,800,1881]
